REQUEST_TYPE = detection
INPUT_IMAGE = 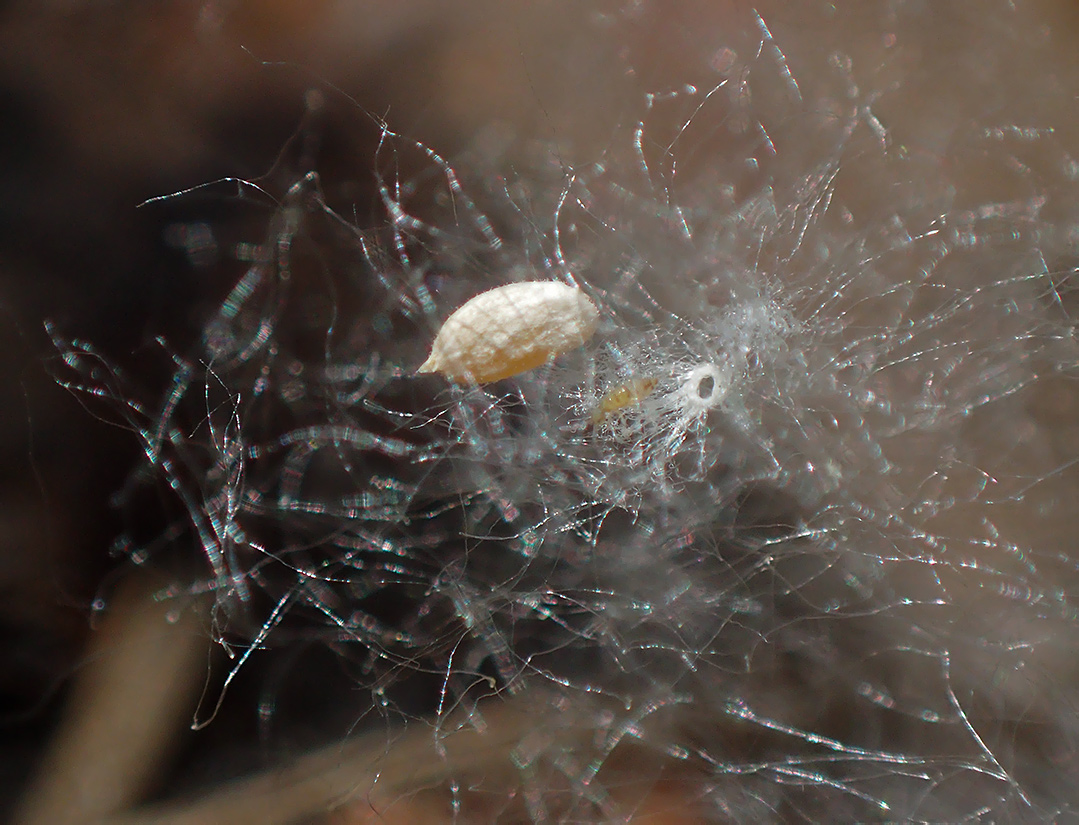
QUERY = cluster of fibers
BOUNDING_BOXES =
[52,1,1079,820]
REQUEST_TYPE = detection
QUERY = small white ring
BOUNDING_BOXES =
[679,362,727,415]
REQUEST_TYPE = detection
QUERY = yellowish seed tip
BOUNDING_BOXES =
[416,354,440,375]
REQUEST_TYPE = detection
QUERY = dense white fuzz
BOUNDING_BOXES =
[418,281,599,383]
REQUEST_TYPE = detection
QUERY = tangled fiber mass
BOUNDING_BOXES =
[50,1,1079,821]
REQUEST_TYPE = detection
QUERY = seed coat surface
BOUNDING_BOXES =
[418,281,600,383]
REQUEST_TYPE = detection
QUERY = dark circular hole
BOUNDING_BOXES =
[697,374,716,399]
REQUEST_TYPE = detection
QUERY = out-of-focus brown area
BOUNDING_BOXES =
[3,1,1079,823]
[13,574,210,825]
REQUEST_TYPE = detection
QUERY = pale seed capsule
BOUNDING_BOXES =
[417,281,600,383]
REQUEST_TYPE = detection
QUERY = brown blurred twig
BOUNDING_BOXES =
[13,574,212,825]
